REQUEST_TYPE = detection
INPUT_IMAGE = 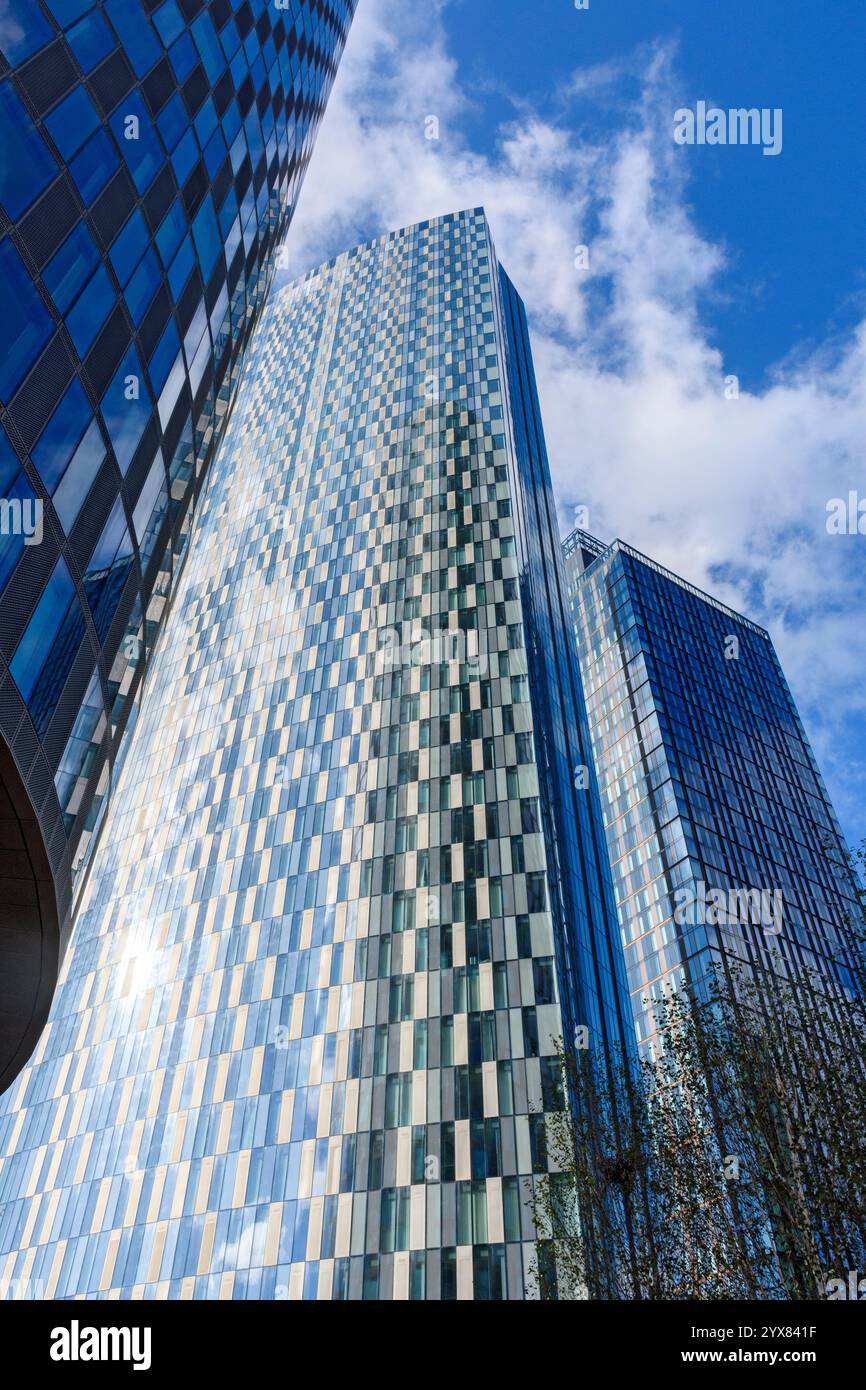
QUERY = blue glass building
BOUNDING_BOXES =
[0,210,632,1300]
[0,0,357,1089]
[562,528,862,1053]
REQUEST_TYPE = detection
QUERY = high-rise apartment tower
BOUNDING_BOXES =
[562,528,862,1053]
[0,211,632,1301]
[0,0,357,1087]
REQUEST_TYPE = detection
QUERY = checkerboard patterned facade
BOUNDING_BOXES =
[0,211,632,1300]
[0,0,356,1090]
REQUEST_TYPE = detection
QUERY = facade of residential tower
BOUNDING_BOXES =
[0,0,357,1088]
[562,528,862,1053]
[0,211,633,1301]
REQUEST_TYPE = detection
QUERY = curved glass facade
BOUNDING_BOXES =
[0,210,632,1300]
[0,0,357,1090]
[563,529,863,1053]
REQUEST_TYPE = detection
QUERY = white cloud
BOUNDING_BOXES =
[286,0,866,840]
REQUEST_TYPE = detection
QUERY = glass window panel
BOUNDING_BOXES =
[168,32,197,83]
[109,211,149,286]
[0,237,54,398]
[10,558,76,701]
[202,124,224,176]
[44,0,92,24]
[83,497,134,642]
[171,129,198,187]
[456,1183,472,1245]
[218,187,238,238]
[191,195,220,279]
[52,419,105,534]
[124,249,161,325]
[155,200,187,267]
[148,320,181,396]
[66,10,115,71]
[42,223,100,314]
[0,0,53,62]
[191,12,225,84]
[152,0,184,47]
[85,495,124,575]
[109,95,162,195]
[66,263,115,356]
[223,215,241,268]
[441,1249,456,1300]
[0,425,18,496]
[69,128,119,204]
[167,236,194,298]
[188,326,210,397]
[194,97,217,149]
[502,1177,521,1242]
[132,454,168,569]
[409,1252,426,1301]
[103,0,161,78]
[156,91,187,152]
[44,86,100,160]
[101,347,149,474]
[0,469,38,594]
[0,82,58,216]
[244,109,264,171]
[54,666,105,813]
[473,1181,488,1243]
[26,592,89,739]
[32,377,91,491]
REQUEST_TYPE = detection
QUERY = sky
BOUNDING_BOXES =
[282,0,866,849]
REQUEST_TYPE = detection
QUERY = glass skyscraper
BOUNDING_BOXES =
[562,528,862,1053]
[0,209,632,1301]
[0,0,357,1090]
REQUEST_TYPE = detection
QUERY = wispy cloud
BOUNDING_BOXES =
[286,0,866,841]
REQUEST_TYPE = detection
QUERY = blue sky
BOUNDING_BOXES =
[286,0,866,849]
[441,0,866,385]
